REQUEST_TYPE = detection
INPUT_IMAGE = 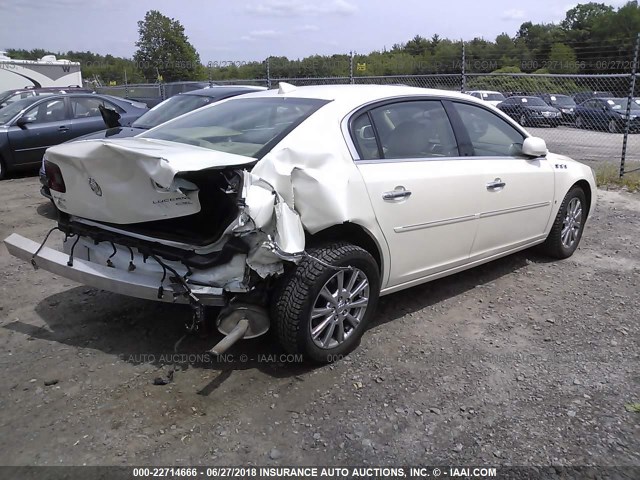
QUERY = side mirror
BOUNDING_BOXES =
[99,104,121,128]
[522,136,547,158]
[16,116,35,128]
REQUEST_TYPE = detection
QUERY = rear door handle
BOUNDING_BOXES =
[58,126,69,132]
[383,187,412,200]
[486,178,506,190]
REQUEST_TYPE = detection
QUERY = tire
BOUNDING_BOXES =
[575,116,584,129]
[608,119,619,134]
[541,187,587,259]
[0,156,6,180]
[272,242,380,363]
[519,114,527,127]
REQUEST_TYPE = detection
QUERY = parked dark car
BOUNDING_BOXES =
[39,85,265,195]
[0,86,94,110]
[536,94,577,124]
[574,97,640,133]
[0,93,147,179]
[572,91,614,105]
[496,96,561,127]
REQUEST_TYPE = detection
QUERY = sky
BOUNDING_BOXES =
[0,0,632,62]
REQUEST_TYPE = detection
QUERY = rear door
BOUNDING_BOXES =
[351,99,486,288]
[69,96,115,138]
[446,101,555,259]
[7,96,73,166]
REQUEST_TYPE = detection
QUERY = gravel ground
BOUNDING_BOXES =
[0,176,638,469]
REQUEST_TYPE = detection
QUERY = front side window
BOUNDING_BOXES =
[24,98,67,124]
[453,102,525,157]
[142,97,328,158]
[353,100,458,160]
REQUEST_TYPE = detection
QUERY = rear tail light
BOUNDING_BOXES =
[45,160,66,193]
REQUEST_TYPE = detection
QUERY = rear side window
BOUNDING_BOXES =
[452,102,525,157]
[352,100,459,160]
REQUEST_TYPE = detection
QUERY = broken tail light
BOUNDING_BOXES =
[45,160,66,193]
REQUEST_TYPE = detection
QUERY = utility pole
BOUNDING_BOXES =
[620,32,640,178]
[461,40,466,92]
[266,57,271,89]
[349,51,354,84]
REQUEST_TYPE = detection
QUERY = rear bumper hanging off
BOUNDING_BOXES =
[3,233,226,306]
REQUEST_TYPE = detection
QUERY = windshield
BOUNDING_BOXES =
[482,93,505,101]
[608,98,640,111]
[521,97,548,106]
[141,97,328,158]
[133,94,213,129]
[0,96,40,125]
[550,96,576,107]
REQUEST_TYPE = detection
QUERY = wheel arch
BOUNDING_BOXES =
[572,179,592,217]
[306,222,385,276]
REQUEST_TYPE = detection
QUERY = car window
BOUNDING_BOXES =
[351,112,380,160]
[360,100,458,159]
[452,102,525,157]
[24,98,68,124]
[142,97,328,158]
[71,97,104,118]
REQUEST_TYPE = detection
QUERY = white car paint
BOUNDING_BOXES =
[465,90,506,107]
[5,84,596,303]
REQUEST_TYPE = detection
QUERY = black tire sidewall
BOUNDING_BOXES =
[298,249,380,362]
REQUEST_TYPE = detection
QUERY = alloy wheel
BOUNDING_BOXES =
[561,198,582,249]
[309,268,370,349]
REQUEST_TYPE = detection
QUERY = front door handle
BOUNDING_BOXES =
[58,126,69,132]
[486,178,506,190]
[383,187,412,200]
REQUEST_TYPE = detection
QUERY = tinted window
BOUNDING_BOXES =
[362,100,458,159]
[24,98,68,124]
[453,102,525,157]
[142,97,328,158]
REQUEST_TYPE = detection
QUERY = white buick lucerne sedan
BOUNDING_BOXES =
[4,84,596,362]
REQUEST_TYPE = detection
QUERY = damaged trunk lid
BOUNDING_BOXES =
[45,137,256,226]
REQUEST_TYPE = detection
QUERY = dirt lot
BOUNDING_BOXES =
[0,176,638,468]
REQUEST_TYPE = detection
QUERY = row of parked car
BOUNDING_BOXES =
[0,84,266,180]
[465,90,640,133]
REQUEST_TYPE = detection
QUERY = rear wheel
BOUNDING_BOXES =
[0,156,6,180]
[272,242,380,363]
[608,119,619,133]
[541,187,586,259]
[519,114,527,127]
[575,116,584,129]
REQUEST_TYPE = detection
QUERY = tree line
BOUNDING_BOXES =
[5,1,640,85]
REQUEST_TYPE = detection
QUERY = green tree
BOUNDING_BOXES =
[548,43,579,73]
[134,10,202,82]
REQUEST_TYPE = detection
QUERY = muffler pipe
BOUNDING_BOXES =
[208,318,249,356]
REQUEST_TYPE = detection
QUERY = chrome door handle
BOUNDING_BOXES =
[486,178,506,190]
[383,188,412,200]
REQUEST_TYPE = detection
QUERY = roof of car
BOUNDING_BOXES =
[182,85,267,97]
[235,84,483,110]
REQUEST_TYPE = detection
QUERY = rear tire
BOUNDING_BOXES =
[0,156,6,180]
[541,187,587,259]
[608,119,619,133]
[272,242,380,363]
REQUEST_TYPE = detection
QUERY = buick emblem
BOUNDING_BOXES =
[88,177,102,197]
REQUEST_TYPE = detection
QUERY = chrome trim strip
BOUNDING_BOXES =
[394,214,478,233]
[393,201,550,233]
[479,201,551,218]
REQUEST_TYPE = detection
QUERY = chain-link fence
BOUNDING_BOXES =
[96,73,640,176]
